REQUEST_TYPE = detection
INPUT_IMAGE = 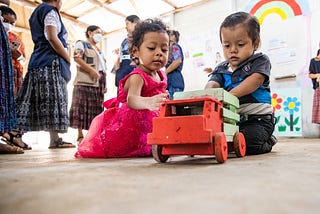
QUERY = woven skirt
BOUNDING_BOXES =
[312,87,320,124]
[69,71,106,130]
[0,22,16,132]
[15,58,69,132]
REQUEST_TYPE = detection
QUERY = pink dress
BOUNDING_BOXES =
[75,68,167,158]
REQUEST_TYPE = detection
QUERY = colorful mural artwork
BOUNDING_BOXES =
[244,0,310,24]
[272,88,302,137]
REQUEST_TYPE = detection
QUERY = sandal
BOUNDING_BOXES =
[0,143,24,154]
[1,132,32,150]
[48,138,76,149]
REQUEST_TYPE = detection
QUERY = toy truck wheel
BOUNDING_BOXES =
[233,131,246,157]
[214,132,228,163]
[152,145,169,163]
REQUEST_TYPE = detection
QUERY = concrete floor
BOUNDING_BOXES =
[1,138,320,214]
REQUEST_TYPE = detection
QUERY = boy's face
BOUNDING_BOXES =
[220,24,258,71]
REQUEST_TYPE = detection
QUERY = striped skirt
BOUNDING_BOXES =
[312,87,320,124]
[15,58,69,132]
[69,71,106,130]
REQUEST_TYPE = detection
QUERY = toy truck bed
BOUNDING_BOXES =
[147,88,246,164]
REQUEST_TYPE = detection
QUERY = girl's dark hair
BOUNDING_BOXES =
[317,49,320,56]
[126,15,140,23]
[0,5,17,19]
[128,18,169,54]
[85,25,100,38]
[169,30,180,43]
[219,11,260,46]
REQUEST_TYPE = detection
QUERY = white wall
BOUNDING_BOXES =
[169,0,320,137]
[174,0,232,91]
[105,0,320,137]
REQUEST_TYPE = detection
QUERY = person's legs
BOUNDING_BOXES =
[48,131,75,149]
[77,129,83,142]
[312,88,320,124]
[0,142,24,154]
[1,130,31,150]
[239,117,275,155]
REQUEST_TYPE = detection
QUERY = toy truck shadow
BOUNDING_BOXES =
[147,88,246,164]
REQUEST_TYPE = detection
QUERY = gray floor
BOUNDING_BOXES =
[1,138,320,214]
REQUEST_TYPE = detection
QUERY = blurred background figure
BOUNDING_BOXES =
[114,15,140,92]
[15,0,75,149]
[165,30,185,99]
[0,5,31,151]
[0,0,24,154]
[69,25,107,143]
[308,48,320,124]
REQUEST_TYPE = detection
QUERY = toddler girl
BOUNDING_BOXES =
[75,19,169,158]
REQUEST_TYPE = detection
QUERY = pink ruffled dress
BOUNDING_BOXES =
[75,68,167,158]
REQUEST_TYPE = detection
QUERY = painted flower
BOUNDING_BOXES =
[271,93,282,112]
[283,97,300,115]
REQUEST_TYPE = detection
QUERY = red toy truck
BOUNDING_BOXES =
[147,88,246,164]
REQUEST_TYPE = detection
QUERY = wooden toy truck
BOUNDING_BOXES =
[147,88,246,164]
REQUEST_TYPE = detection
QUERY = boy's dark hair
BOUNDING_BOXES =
[128,18,169,54]
[85,25,100,38]
[0,5,16,19]
[126,15,140,23]
[219,11,260,46]
[169,30,180,43]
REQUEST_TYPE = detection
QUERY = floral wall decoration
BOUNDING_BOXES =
[271,88,302,136]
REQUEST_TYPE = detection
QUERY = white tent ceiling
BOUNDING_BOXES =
[11,0,209,34]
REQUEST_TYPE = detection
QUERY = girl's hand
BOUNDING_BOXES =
[147,92,169,111]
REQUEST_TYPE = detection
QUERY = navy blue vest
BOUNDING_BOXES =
[165,43,185,90]
[28,3,68,69]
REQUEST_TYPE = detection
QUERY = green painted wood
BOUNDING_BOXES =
[222,108,240,122]
[225,135,234,142]
[223,123,239,137]
[173,88,239,108]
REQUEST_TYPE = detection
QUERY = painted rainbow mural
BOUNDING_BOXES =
[244,0,310,24]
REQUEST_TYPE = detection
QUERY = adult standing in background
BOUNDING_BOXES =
[0,0,23,154]
[165,30,185,99]
[69,25,107,143]
[0,6,26,97]
[15,0,75,149]
[0,5,31,150]
[308,49,320,124]
[114,15,140,91]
